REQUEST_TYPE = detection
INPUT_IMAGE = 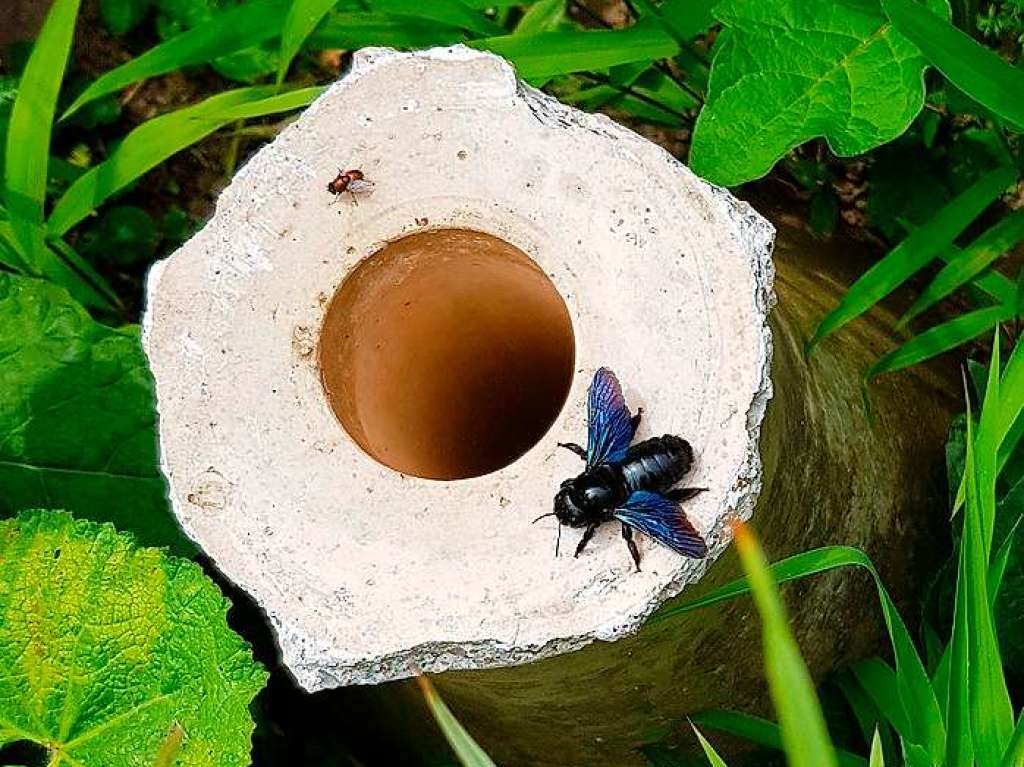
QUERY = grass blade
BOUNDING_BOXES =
[849,659,911,738]
[882,0,1024,129]
[901,210,1024,325]
[869,729,885,767]
[4,0,80,234]
[369,0,503,35]
[690,724,730,767]
[308,12,465,48]
[278,0,341,84]
[514,0,566,34]
[1003,711,1024,767]
[658,0,717,42]
[471,21,679,80]
[808,165,1017,352]
[656,544,945,761]
[49,86,322,237]
[63,0,289,120]
[416,674,497,767]
[729,521,839,767]
[868,305,1014,379]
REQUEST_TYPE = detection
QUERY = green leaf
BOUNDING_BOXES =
[691,711,867,767]
[691,724,730,767]
[369,0,503,35]
[416,674,497,767]
[849,659,910,738]
[471,21,679,80]
[867,304,1014,379]
[4,0,80,234]
[660,0,718,41]
[49,86,323,237]
[278,0,341,84]
[79,205,160,265]
[308,11,465,48]
[514,0,566,34]
[656,545,945,760]
[0,273,189,551]
[808,165,1016,351]
[869,729,885,767]
[0,510,267,766]
[882,0,1024,129]
[902,210,1024,326]
[63,0,290,120]
[689,0,950,186]
[100,0,152,34]
[1003,711,1024,767]
[729,522,839,767]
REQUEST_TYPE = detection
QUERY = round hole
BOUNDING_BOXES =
[319,229,576,480]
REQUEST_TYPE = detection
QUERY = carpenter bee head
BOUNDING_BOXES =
[553,481,588,527]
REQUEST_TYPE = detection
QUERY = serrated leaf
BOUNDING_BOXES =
[0,510,267,767]
[689,0,950,186]
[0,273,189,551]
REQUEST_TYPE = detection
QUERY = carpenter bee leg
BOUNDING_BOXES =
[621,524,641,572]
[348,191,360,206]
[667,487,708,503]
[574,523,599,558]
[555,523,562,558]
[630,407,643,437]
[557,442,587,460]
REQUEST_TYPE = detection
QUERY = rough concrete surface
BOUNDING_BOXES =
[142,46,775,690]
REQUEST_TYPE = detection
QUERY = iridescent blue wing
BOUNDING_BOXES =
[614,491,707,558]
[586,367,634,468]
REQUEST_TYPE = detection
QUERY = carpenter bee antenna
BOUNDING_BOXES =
[532,512,556,524]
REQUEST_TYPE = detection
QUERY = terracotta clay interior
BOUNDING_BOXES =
[319,228,576,480]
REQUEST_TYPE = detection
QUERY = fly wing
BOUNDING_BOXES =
[347,179,375,195]
[614,490,707,558]
[586,367,634,467]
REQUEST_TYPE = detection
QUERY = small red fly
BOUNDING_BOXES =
[327,168,373,204]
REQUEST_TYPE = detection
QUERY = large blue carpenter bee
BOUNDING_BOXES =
[536,367,707,571]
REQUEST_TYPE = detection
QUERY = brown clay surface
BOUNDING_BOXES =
[319,229,575,480]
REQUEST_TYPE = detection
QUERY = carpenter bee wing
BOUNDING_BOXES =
[586,367,634,467]
[613,490,707,558]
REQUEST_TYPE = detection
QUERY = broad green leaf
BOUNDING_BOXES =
[691,711,867,767]
[689,0,950,186]
[49,86,322,237]
[0,273,189,551]
[278,0,341,84]
[4,0,80,234]
[63,0,289,119]
[808,165,1016,351]
[0,510,267,766]
[882,0,1024,129]
[691,724,730,767]
[902,210,1024,325]
[868,304,1014,379]
[308,12,465,49]
[369,0,502,35]
[471,21,679,80]
[514,0,565,34]
[870,730,885,767]
[417,674,497,767]
[729,521,839,767]
[656,544,945,760]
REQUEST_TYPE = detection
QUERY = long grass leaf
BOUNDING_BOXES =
[416,674,497,767]
[1003,711,1024,767]
[656,545,945,760]
[730,521,839,767]
[869,730,885,767]
[963,380,1015,761]
[4,0,80,233]
[471,21,678,80]
[808,165,1017,351]
[369,0,503,35]
[278,0,341,84]
[882,0,1024,128]
[850,659,911,738]
[308,12,465,48]
[990,512,1022,604]
[691,724,730,767]
[691,711,866,767]
[901,210,1024,325]
[48,86,322,237]
[63,0,289,120]
[868,305,1014,379]
[659,0,717,41]
[945,556,973,767]
[514,0,565,34]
